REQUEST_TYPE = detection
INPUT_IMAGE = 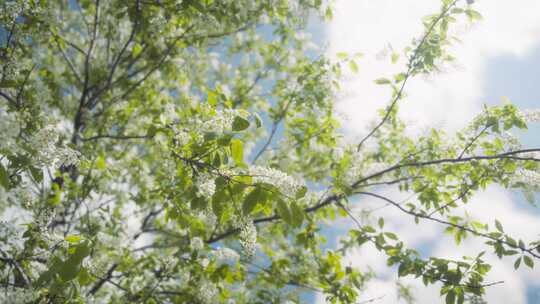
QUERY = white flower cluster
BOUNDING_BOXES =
[191,236,205,251]
[213,247,240,264]
[128,269,158,294]
[512,168,540,189]
[519,109,540,123]
[174,129,191,147]
[248,166,303,196]
[83,256,109,278]
[0,287,37,304]
[0,183,34,209]
[96,231,130,249]
[195,173,216,199]
[200,108,240,134]
[172,107,245,147]
[344,158,387,185]
[237,217,257,259]
[500,132,521,151]
[0,220,24,252]
[1,1,33,19]
[196,280,219,304]
[200,206,217,228]
[0,108,21,152]
[35,207,56,227]
[30,124,81,167]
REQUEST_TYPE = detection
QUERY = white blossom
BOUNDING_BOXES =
[191,236,205,251]
[0,108,21,151]
[512,169,540,188]
[201,206,217,228]
[237,217,257,258]
[519,109,540,123]
[501,132,521,151]
[30,124,81,167]
[248,166,303,196]
[196,280,218,304]
[175,130,191,147]
[199,257,210,268]
[195,173,216,199]
[0,287,37,304]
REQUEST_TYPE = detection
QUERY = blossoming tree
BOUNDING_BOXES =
[0,0,539,303]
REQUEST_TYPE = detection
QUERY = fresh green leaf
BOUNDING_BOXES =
[232,116,250,131]
[230,138,244,165]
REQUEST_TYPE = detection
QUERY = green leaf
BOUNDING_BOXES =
[29,166,43,183]
[78,267,92,286]
[232,116,250,131]
[295,185,308,199]
[65,235,82,243]
[524,255,534,269]
[445,290,456,304]
[207,91,218,106]
[290,202,304,228]
[230,139,244,165]
[217,134,233,146]
[243,187,265,215]
[0,164,9,189]
[336,52,348,60]
[514,257,521,270]
[253,112,263,128]
[132,43,143,57]
[397,262,408,277]
[378,217,384,229]
[349,60,359,73]
[96,156,106,170]
[391,52,399,64]
[276,199,292,225]
[35,269,55,287]
[374,78,390,85]
[394,73,406,83]
[0,79,16,88]
[212,190,227,220]
[71,242,91,261]
[384,232,398,240]
[58,260,81,282]
[495,219,504,232]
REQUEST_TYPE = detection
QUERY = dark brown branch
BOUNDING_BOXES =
[356,191,540,259]
[0,91,16,107]
[207,148,540,243]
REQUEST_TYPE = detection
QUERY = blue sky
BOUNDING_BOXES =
[311,1,540,303]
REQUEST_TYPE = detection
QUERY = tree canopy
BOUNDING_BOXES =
[0,0,539,303]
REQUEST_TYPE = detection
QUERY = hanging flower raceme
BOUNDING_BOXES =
[512,168,540,189]
[236,216,257,258]
[247,166,304,197]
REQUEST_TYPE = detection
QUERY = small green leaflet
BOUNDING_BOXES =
[0,164,9,189]
[243,187,266,215]
[276,199,292,225]
[230,139,244,165]
[253,112,263,128]
[290,202,304,228]
[295,185,307,199]
[232,116,250,131]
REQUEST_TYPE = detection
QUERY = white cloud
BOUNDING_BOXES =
[328,0,540,137]
[322,0,540,302]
